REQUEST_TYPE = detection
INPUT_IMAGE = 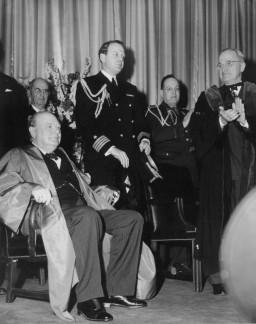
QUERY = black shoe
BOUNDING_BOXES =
[0,288,6,295]
[102,296,147,308]
[212,284,227,295]
[77,298,113,322]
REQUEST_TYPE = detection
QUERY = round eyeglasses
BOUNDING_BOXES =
[216,60,243,70]
[32,87,49,95]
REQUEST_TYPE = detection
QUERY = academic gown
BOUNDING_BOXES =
[0,144,114,321]
[191,81,256,277]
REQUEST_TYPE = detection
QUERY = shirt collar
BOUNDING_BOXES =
[101,70,118,85]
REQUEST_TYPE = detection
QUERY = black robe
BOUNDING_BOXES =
[191,82,256,277]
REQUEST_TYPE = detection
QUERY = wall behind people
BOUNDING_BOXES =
[0,0,256,109]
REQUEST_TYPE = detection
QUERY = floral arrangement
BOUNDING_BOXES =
[45,57,92,130]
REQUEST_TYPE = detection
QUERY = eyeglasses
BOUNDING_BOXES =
[216,61,243,70]
[32,87,49,95]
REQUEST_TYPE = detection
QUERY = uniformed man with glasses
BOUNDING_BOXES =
[190,48,256,295]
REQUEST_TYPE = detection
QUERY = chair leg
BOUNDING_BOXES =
[191,240,203,292]
[39,266,46,285]
[6,259,17,303]
[151,240,158,253]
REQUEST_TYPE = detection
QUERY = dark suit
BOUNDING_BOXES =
[0,72,29,158]
[75,72,150,209]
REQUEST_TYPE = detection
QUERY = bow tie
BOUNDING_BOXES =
[227,82,243,91]
[45,152,59,160]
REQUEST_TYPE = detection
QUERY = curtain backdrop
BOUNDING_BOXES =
[0,0,255,108]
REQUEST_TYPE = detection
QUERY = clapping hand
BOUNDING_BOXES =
[219,106,239,125]
[182,108,194,128]
[232,97,247,126]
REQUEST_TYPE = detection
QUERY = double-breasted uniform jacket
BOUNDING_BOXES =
[75,72,150,187]
[0,144,114,321]
[190,81,256,277]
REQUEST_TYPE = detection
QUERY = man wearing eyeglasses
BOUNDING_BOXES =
[28,77,50,114]
[190,48,256,295]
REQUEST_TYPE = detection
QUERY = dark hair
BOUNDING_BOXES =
[98,40,125,59]
[160,74,179,90]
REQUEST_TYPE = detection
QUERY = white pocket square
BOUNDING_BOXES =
[5,89,12,92]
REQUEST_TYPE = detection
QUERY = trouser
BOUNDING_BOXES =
[62,197,144,301]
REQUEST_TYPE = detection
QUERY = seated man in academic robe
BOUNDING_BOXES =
[0,111,147,322]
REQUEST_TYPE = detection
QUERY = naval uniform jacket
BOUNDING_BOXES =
[75,72,150,186]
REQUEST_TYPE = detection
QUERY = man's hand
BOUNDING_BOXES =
[233,97,247,126]
[109,147,129,168]
[182,108,194,128]
[219,106,239,125]
[139,140,151,155]
[32,185,52,205]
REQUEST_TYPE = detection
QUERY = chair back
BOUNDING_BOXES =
[144,183,196,240]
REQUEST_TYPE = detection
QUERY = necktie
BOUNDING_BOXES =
[111,78,118,88]
[45,152,59,160]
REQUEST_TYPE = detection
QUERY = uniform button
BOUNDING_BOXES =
[186,138,189,141]
[185,129,188,133]
[129,104,132,107]
[116,103,119,106]
[120,134,123,137]
[132,135,135,138]
[93,135,97,139]
[166,153,169,156]
[118,118,121,122]
[131,120,134,123]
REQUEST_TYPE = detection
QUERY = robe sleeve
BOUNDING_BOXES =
[0,149,37,232]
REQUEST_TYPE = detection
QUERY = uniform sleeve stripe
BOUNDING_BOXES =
[137,132,150,143]
[93,136,110,152]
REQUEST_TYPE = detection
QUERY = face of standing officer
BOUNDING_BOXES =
[161,77,180,108]
[100,42,125,78]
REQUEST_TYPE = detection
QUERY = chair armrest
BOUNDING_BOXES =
[28,199,42,257]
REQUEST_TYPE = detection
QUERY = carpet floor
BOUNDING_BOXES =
[0,277,248,324]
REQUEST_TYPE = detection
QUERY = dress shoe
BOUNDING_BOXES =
[0,287,6,295]
[102,296,147,308]
[77,298,113,322]
[212,284,227,295]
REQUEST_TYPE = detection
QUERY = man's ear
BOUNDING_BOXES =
[100,53,106,64]
[29,126,35,139]
[160,89,163,99]
[241,61,246,73]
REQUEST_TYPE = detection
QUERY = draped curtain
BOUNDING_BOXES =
[0,0,255,108]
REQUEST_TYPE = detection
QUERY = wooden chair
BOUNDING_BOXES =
[2,200,49,302]
[144,183,203,292]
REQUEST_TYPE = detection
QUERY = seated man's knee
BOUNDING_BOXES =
[129,210,144,226]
